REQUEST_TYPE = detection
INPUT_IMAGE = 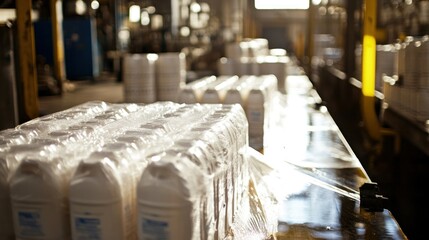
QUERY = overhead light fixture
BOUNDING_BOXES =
[76,0,87,15]
[91,0,99,10]
[141,11,150,26]
[190,2,201,13]
[180,26,190,37]
[129,5,141,22]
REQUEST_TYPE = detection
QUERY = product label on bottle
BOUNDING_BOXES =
[74,216,102,240]
[17,210,44,237]
[248,109,264,123]
[140,217,169,240]
[71,202,123,240]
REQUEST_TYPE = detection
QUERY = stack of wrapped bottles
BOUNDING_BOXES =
[0,101,278,240]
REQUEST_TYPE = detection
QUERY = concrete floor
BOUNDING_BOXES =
[39,74,123,115]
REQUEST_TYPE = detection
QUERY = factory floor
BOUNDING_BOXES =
[38,71,426,240]
[39,72,123,115]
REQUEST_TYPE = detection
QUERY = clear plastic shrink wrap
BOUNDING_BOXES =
[69,103,217,240]
[10,126,121,240]
[224,76,257,106]
[178,75,218,104]
[2,101,281,240]
[70,147,140,240]
[257,56,288,93]
[7,101,175,240]
[0,102,109,240]
[17,101,109,134]
[136,104,278,240]
[0,129,39,146]
[246,75,278,150]
[10,147,73,239]
[201,76,239,103]
[1,143,58,240]
[181,75,278,151]
[7,102,116,240]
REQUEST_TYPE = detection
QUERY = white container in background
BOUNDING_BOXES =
[123,53,158,103]
[178,76,217,104]
[258,56,288,93]
[245,38,266,58]
[247,85,266,150]
[156,52,187,102]
[238,57,259,76]
[69,152,134,240]
[10,157,70,240]
[269,48,287,57]
[201,76,239,103]
[224,75,256,106]
[137,159,194,240]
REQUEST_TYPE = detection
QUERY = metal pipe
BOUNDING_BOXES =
[50,0,65,92]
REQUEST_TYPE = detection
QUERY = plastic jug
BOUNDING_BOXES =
[69,152,135,240]
[137,158,196,240]
[0,143,57,240]
[10,157,70,240]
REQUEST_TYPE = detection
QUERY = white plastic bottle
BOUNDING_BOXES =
[178,76,217,104]
[1,144,56,240]
[69,152,134,240]
[246,84,267,150]
[223,76,254,106]
[0,152,14,240]
[201,76,239,104]
[137,158,196,240]
[10,157,70,240]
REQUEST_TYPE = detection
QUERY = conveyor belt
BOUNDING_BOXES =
[265,74,406,239]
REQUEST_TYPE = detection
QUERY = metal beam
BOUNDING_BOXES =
[361,0,381,143]
[16,0,39,120]
[50,0,66,92]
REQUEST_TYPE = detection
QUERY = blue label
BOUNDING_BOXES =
[18,211,44,237]
[250,111,262,121]
[74,217,101,240]
[142,218,169,240]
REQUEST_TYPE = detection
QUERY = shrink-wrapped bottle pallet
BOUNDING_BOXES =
[179,75,278,150]
[218,38,288,93]
[0,101,278,240]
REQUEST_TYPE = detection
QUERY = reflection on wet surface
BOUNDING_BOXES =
[265,75,407,239]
